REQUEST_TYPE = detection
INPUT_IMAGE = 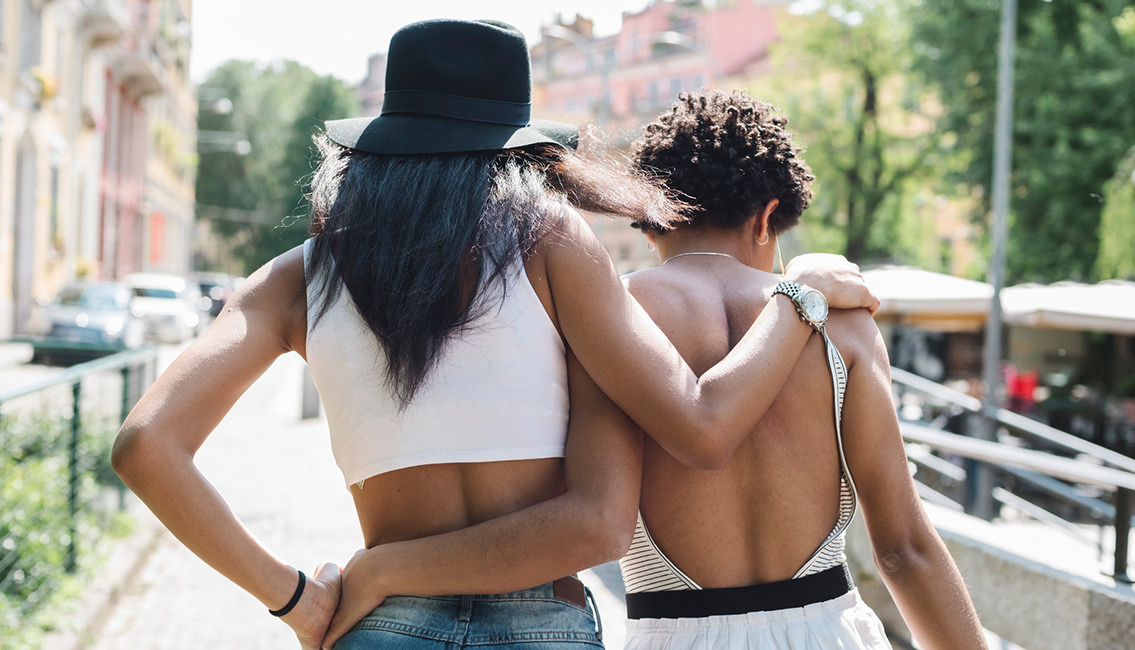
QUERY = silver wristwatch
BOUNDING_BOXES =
[773,280,829,332]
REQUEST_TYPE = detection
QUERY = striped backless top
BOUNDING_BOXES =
[620,329,858,593]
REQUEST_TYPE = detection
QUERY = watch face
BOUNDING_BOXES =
[801,290,828,322]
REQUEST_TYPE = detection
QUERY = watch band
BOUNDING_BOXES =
[773,280,823,332]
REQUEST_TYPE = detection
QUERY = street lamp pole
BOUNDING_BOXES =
[649,31,724,89]
[541,25,612,128]
[974,0,1017,521]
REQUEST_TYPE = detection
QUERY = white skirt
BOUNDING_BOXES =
[623,589,891,650]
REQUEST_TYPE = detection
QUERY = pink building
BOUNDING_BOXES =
[533,0,785,137]
[100,0,196,281]
[531,1,788,274]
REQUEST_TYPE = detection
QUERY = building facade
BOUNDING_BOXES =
[358,52,384,117]
[531,1,789,275]
[0,0,196,338]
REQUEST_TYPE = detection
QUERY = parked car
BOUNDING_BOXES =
[25,282,146,364]
[124,273,203,343]
[194,272,236,318]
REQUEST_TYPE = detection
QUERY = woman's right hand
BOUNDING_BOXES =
[784,253,880,315]
[281,562,342,650]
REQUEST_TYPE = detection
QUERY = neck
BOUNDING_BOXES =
[655,225,774,272]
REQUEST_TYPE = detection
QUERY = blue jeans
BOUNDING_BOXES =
[334,581,605,649]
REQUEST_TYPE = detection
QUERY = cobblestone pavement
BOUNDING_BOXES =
[91,352,628,649]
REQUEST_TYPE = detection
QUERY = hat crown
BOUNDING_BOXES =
[385,20,532,104]
[324,19,577,155]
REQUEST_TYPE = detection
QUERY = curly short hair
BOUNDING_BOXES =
[632,90,814,234]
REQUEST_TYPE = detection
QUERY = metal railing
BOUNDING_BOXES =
[0,348,158,620]
[891,366,1135,583]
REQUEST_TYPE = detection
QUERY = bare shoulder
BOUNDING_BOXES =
[533,206,596,253]
[824,308,885,369]
[623,267,693,318]
[225,243,308,355]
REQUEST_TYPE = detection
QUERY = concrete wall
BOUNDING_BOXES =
[845,504,1135,650]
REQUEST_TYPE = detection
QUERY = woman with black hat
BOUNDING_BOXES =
[111,19,877,650]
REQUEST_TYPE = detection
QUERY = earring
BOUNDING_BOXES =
[647,241,657,252]
[774,230,786,275]
[755,232,770,246]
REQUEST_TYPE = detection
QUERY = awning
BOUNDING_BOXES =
[863,266,992,330]
[1001,280,1135,335]
[862,268,1135,335]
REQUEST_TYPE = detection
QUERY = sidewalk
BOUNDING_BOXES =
[89,352,628,649]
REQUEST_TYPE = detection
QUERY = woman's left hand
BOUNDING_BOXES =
[321,549,389,650]
[281,562,342,650]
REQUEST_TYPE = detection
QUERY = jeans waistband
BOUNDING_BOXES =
[625,563,854,620]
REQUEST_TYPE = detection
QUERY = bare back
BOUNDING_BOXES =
[627,259,866,588]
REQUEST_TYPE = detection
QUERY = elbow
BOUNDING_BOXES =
[676,417,735,470]
[874,544,913,579]
[603,513,636,562]
[578,503,637,565]
[111,424,155,486]
[872,539,932,582]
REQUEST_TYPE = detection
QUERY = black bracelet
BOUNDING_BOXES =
[269,569,306,617]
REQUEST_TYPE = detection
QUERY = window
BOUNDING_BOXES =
[19,0,42,74]
[670,77,682,99]
[49,162,59,249]
[692,74,706,90]
[647,80,659,107]
[56,21,64,87]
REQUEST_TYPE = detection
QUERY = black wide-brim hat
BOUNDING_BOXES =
[325,19,578,155]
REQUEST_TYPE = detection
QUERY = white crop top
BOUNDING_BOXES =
[303,238,569,488]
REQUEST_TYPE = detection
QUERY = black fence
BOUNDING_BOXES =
[0,348,157,639]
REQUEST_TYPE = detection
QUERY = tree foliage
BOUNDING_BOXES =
[750,1,939,265]
[911,0,1135,283]
[1097,145,1135,280]
[195,61,360,274]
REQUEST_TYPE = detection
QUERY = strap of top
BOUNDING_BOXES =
[791,329,859,579]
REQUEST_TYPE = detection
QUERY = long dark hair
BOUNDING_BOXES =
[307,132,683,406]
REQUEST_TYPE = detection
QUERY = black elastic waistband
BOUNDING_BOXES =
[625,564,854,620]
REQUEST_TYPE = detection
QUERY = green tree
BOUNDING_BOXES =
[911,0,1135,283]
[195,61,360,274]
[751,0,939,264]
[1097,145,1135,279]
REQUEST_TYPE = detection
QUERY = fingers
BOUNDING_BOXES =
[345,548,368,570]
[322,605,359,650]
[314,562,341,584]
[319,552,371,650]
[782,253,878,314]
[314,561,343,601]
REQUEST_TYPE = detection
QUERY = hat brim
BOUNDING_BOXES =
[324,114,578,155]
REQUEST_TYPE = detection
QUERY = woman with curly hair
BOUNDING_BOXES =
[608,90,987,648]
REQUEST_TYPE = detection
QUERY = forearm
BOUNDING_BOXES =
[113,435,296,609]
[678,294,812,464]
[877,536,987,650]
[360,492,624,597]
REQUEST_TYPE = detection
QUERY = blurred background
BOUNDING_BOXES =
[2,1,1135,648]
